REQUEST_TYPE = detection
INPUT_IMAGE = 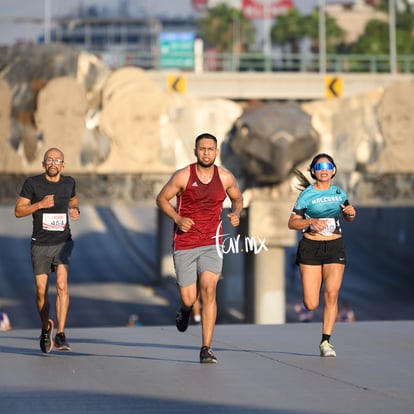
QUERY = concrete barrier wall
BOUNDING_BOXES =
[147,71,414,100]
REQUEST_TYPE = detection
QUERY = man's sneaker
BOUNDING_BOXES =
[319,340,336,357]
[39,319,54,354]
[200,346,217,364]
[55,332,71,351]
[176,307,191,332]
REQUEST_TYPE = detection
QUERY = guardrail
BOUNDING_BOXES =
[89,49,414,73]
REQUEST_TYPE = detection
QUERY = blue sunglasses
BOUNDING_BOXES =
[314,162,334,171]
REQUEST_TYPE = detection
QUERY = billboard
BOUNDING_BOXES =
[242,0,294,19]
[202,0,294,19]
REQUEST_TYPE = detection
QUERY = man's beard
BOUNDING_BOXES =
[197,159,215,168]
[45,167,59,178]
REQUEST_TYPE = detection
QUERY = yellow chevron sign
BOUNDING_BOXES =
[168,75,186,93]
[325,75,343,99]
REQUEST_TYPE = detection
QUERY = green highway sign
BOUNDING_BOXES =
[159,32,195,70]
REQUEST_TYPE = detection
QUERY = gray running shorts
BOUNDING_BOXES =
[173,245,223,287]
[31,240,74,275]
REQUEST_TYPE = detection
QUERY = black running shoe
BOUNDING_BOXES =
[200,346,217,364]
[39,319,54,354]
[176,307,191,332]
[54,332,71,351]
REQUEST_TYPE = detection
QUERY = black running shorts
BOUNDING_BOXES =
[296,237,346,265]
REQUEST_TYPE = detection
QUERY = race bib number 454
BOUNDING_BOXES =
[42,213,67,231]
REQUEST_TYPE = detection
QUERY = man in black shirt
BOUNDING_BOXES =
[15,148,80,353]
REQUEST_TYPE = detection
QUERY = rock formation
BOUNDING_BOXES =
[0,44,242,175]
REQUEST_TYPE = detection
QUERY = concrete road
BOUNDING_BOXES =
[0,321,413,414]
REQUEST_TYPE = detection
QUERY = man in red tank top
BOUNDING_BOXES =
[156,133,243,363]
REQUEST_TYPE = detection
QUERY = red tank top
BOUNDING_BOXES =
[174,163,226,250]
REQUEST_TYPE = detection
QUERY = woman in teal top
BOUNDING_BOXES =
[288,153,356,357]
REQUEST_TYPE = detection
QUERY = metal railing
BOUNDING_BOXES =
[89,49,414,73]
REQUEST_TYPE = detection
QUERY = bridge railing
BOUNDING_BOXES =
[89,49,414,74]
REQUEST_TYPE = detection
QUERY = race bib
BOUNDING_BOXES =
[42,213,67,231]
[310,218,336,236]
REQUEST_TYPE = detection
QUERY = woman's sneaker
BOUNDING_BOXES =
[319,340,336,357]
[200,346,217,363]
[54,332,71,351]
[39,319,54,353]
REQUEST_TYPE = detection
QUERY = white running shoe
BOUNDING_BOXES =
[319,340,336,357]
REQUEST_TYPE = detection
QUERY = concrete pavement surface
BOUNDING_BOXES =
[1,321,413,414]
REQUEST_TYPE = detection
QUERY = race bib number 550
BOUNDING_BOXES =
[42,213,67,231]
[310,217,336,236]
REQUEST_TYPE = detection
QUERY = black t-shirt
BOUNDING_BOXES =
[19,174,76,245]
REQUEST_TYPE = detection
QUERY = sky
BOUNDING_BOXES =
[0,0,341,45]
